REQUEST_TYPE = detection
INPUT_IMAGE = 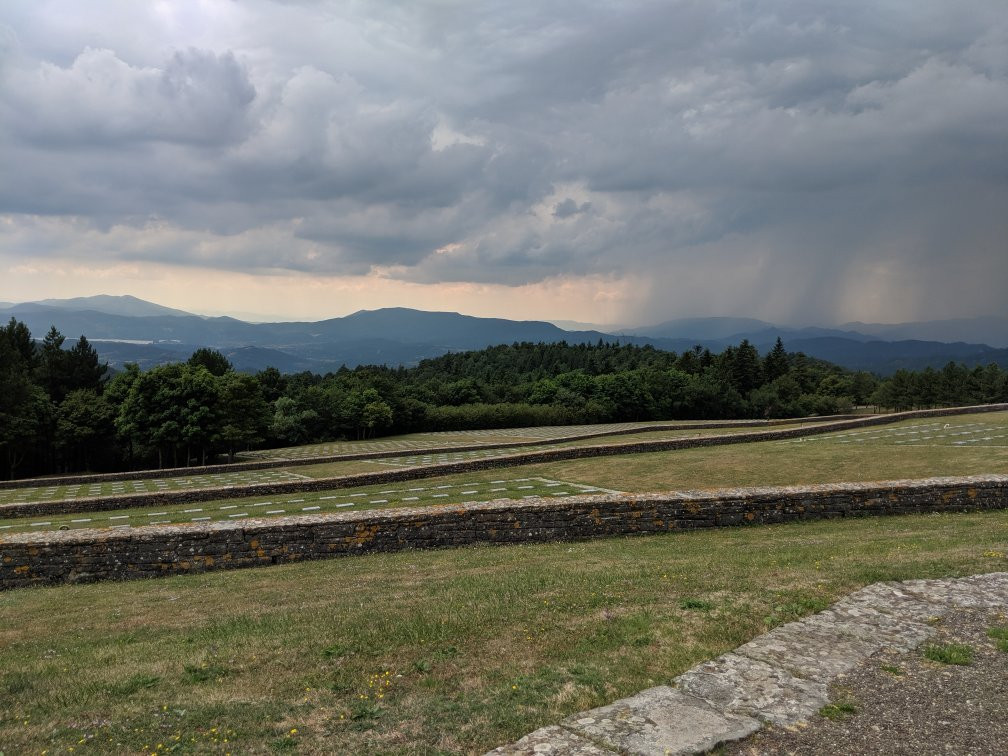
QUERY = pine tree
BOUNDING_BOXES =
[763,337,789,382]
[66,335,109,394]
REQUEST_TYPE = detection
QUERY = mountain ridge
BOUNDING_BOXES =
[23,294,194,319]
[2,296,1005,374]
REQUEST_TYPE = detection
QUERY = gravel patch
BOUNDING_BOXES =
[723,607,1008,755]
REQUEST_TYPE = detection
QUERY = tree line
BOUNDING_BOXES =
[2,317,1006,478]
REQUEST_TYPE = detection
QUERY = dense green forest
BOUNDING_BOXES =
[2,317,1007,479]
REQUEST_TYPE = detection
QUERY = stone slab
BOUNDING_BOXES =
[485,725,615,755]
[674,652,828,725]
[801,604,935,652]
[844,581,948,621]
[963,572,1008,603]
[901,573,1008,609]
[561,685,760,756]
[735,622,877,682]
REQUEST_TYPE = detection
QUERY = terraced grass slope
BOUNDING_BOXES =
[2,410,1005,534]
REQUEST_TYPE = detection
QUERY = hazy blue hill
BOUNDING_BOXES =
[840,317,1008,349]
[624,319,876,345]
[728,326,876,345]
[782,337,1008,373]
[0,305,263,345]
[329,308,600,347]
[29,294,194,318]
[0,303,624,371]
[276,339,454,368]
[3,297,1005,375]
[1,299,637,350]
[622,315,1008,350]
[220,346,343,374]
[623,316,775,340]
[222,308,626,355]
[80,342,330,373]
[82,341,192,371]
[548,319,624,332]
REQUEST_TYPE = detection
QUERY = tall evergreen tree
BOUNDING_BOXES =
[36,326,70,403]
[66,335,109,394]
[0,334,43,478]
[763,337,789,382]
[1,318,36,368]
[730,339,763,395]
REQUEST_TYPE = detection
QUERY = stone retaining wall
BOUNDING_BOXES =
[2,474,1006,590]
[2,404,1005,520]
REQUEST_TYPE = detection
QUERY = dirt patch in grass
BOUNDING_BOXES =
[726,607,1008,755]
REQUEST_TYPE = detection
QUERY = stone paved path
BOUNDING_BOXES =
[487,572,1008,756]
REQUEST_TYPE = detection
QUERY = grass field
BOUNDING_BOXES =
[1,410,1006,752]
[0,476,615,534]
[0,424,780,506]
[1,511,1006,754]
[286,424,773,476]
[3,411,1006,534]
[236,419,776,462]
[521,411,1008,492]
[0,469,316,507]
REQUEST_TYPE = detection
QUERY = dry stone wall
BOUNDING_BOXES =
[2,474,1006,590]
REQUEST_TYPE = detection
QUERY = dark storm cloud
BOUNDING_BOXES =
[0,0,1006,321]
[553,200,591,219]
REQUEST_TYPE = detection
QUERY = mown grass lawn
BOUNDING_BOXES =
[0,476,602,534]
[2,510,1006,754]
[238,419,785,462]
[0,422,794,508]
[4,411,1006,534]
[525,411,1008,491]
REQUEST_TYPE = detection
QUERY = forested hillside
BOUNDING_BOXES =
[2,317,1006,479]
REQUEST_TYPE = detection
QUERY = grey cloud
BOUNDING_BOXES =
[553,199,591,219]
[0,1,1006,322]
[2,47,255,147]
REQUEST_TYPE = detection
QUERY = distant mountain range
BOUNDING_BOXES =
[623,315,1008,348]
[1,295,1006,375]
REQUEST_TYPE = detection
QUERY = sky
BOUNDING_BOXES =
[0,1,1006,326]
